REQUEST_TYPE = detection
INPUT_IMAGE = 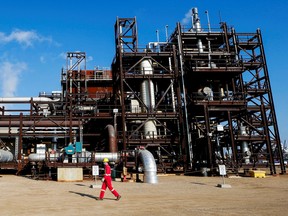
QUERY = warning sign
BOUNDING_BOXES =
[92,165,99,176]
[218,165,226,175]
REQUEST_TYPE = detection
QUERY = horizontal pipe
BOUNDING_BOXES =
[28,152,120,163]
[0,121,81,127]
[0,97,60,104]
[95,152,120,162]
[28,153,60,162]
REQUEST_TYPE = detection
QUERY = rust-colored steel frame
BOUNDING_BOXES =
[0,51,114,175]
[170,21,285,175]
[113,18,186,172]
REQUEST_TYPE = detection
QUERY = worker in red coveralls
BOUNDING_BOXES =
[98,158,121,201]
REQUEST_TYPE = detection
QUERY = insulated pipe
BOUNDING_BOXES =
[28,152,120,163]
[240,126,250,164]
[138,149,158,184]
[0,149,13,162]
[0,97,60,103]
[95,152,120,162]
[192,8,201,32]
[28,153,59,162]
[106,124,117,153]
[140,59,157,139]
[191,8,204,53]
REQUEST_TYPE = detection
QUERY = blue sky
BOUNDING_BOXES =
[0,0,287,143]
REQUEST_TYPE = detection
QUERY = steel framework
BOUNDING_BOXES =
[0,10,285,177]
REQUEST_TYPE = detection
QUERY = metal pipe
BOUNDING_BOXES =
[28,153,59,162]
[138,149,158,184]
[106,124,117,153]
[140,59,157,139]
[192,8,201,32]
[239,126,250,164]
[165,25,169,42]
[168,57,176,112]
[0,97,60,103]
[0,149,13,162]
[95,152,120,162]
[205,10,211,32]
[28,152,120,163]
[0,121,80,127]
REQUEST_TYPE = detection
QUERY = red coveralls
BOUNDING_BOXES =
[99,163,120,199]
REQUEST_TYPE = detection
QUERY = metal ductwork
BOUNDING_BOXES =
[138,149,158,184]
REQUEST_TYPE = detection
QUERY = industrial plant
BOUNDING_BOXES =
[0,8,285,182]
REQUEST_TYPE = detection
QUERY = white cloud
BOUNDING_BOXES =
[0,61,27,97]
[87,55,93,62]
[181,8,193,25]
[0,29,52,47]
[59,52,67,60]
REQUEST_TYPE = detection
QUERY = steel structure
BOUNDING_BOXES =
[112,9,286,175]
[0,8,285,178]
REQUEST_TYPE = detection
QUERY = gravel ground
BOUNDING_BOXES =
[0,173,287,216]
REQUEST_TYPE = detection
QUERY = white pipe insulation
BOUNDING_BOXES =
[0,149,14,162]
[140,59,157,139]
[0,97,60,103]
[192,8,204,53]
[138,149,158,184]
[28,152,120,163]
[239,126,251,164]
[28,153,60,162]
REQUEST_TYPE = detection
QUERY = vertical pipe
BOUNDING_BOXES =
[165,25,169,42]
[204,105,213,172]
[168,57,176,112]
[239,125,250,164]
[140,59,157,138]
[205,10,211,33]
[192,8,201,32]
[231,28,239,61]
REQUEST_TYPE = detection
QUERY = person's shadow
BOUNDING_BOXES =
[69,191,97,200]
[69,191,115,201]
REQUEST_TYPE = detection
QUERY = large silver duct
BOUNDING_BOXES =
[138,149,158,184]
[0,149,14,162]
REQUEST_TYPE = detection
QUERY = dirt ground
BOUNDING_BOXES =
[0,172,288,216]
